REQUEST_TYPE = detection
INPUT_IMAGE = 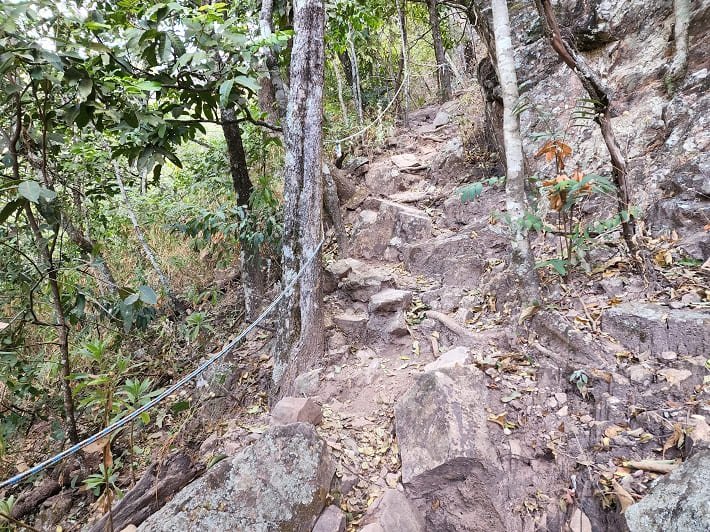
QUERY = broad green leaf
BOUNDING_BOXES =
[0,199,24,223]
[219,78,234,107]
[234,75,260,93]
[124,293,139,305]
[134,80,163,92]
[18,181,41,202]
[78,78,93,100]
[138,285,158,305]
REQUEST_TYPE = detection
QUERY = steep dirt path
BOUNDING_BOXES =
[303,98,708,531]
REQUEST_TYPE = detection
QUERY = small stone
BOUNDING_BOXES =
[120,527,138,532]
[339,474,358,496]
[555,392,568,405]
[546,397,558,409]
[333,310,368,335]
[627,364,653,384]
[432,110,450,128]
[361,489,425,532]
[556,405,569,417]
[313,505,346,532]
[369,289,412,314]
[270,397,323,426]
[424,346,470,372]
[580,415,594,425]
[659,351,678,361]
[385,472,399,488]
[391,153,420,169]
[657,368,692,387]
[294,368,323,396]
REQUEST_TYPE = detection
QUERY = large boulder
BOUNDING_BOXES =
[325,258,395,302]
[394,368,505,531]
[602,303,710,356]
[138,423,334,532]
[624,450,710,532]
[402,233,491,287]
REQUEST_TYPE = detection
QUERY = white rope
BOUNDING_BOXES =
[325,72,408,145]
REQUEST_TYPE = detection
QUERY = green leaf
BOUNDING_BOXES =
[219,78,234,107]
[18,181,41,202]
[458,182,483,203]
[124,293,139,305]
[138,285,158,305]
[0,199,24,223]
[78,78,93,100]
[171,400,190,414]
[233,75,260,93]
[134,80,163,92]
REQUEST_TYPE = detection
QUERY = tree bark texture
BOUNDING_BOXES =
[428,0,452,102]
[395,0,410,126]
[534,0,637,254]
[220,108,254,206]
[346,25,364,125]
[491,0,540,304]
[667,0,690,89]
[259,0,289,121]
[273,0,326,397]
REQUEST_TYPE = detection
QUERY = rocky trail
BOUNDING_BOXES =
[48,97,707,532]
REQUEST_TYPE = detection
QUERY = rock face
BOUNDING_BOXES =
[312,505,346,532]
[361,489,426,532]
[602,303,710,356]
[394,368,504,531]
[138,423,334,532]
[270,397,323,426]
[625,450,710,532]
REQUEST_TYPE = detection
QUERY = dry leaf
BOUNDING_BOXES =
[662,423,684,457]
[487,412,507,428]
[611,480,634,512]
[83,436,111,455]
[623,459,679,474]
[604,425,625,438]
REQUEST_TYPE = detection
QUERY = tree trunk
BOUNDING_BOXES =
[491,0,540,305]
[331,57,350,126]
[534,0,637,255]
[347,25,364,125]
[25,205,79,444]
[667,0,690,91]
[221,108,254,206]
[9,94,78,443]
[427,0,452,102]
[220,108,265,320]
[323,163,348,257]
[259,0,289,122]
[395,0,410,126]
[114,163,177,307]
[273,0,325,397]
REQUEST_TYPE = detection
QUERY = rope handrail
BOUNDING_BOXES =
[0,237,324,491]
[325,72,408,145]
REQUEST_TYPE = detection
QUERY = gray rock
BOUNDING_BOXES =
[138,423,334,532]
[432,111,450,128]
[313,505,346,532]
[402,233,490,287]
[625,450,710,532]
[270,397,323,426]
[602,303,710,356]
[369,289,412,314]
[294,368,323,396]
[423,346,470,372]
[361,489,425,532]
[333,310,369,337]
[339,262,395,302]
[394,368,504,531]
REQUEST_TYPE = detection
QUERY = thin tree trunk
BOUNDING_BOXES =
[534,0,637,255]
[113,163,177,306]
[491,0,540,305]
[323,163,348,257]
[331,57,349,126]
[25,205,79,444]
[221,108,254,205]
[347,26,364,125]
[259,0,288,121]
[395,0,410,126]
[667,0,690,91]
[63,217,118,293]
[428,0,452,102]
[10,94,78,443]
[273,0,325,397]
